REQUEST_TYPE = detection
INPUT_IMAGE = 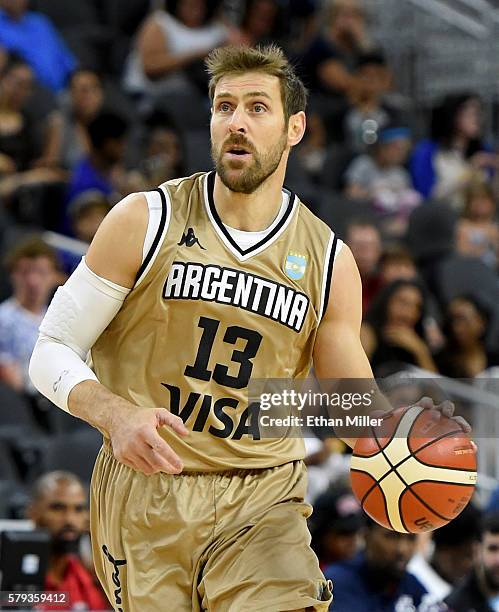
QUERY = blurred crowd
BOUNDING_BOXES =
[1,0,499,610]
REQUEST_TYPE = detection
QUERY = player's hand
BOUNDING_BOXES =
[109,407,189,475]
[416,396,471,434]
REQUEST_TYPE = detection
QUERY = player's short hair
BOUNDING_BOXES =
[205,44,307,122]
[4,236,59,273]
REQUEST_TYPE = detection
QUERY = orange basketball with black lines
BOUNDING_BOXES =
[350,405,477,533]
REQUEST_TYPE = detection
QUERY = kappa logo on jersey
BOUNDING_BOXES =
[178,227,206,249]
[163,261,310,332]
[285,252,307,280]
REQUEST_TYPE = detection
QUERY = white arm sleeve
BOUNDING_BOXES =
[29,258,130,412]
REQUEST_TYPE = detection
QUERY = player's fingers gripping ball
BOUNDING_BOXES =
[350,405,477,533]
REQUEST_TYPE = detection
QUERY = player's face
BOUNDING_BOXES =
[210,72,289,194]
[481,532,499,591]
[31,483,88,553]
[366,526,417,580]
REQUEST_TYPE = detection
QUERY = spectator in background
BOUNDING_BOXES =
[0,237,58,393]
[324,517,427,611]
[27,471,110,611]
[344,125,421,236]
[64,111,128,234]
[410,93,498,210]
[69,190,111,245]
[310,487,364,569]
[124,0,237,101]
[361,279,438,374]
[342,51,399,153]
[0,54,65,202]
[59,69,104,170]
[0,0,76,92]
[298,0,375,99]
[345,218,382,313]
[436,295,499,378]
[238,0,284,48]
[379,245,417,286]
[456,179,499,269]
[128,109,184,191]
[445,512,499,612]
[408,502,482,605]
[0,54,60,172]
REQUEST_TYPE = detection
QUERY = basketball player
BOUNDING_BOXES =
[29,45,468,611]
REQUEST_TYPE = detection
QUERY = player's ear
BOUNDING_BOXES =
[287,111,306,148]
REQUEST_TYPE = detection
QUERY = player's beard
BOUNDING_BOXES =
[212,130,288,194]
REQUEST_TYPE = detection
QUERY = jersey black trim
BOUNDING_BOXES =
[320,235,338,320]
[206,171,296,257]
[134,187,168,284]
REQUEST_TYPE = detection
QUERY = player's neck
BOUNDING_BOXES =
[213,170,285,232]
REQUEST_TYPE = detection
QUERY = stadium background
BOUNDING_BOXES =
[1,0,499,609]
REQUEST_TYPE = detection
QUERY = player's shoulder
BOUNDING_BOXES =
[159,172,207,199]
[294,193,334,236]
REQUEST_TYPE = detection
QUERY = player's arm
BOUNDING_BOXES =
[313,244,470,448]
[29,193,188,475]
[313,244,387,448]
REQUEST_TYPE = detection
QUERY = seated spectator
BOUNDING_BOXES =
[0,0,76,92]
[456,179,499,269]
[59,69,104,170]
[361,279,438,374]
[379,245,418,286]
[64,111,129,234]
[436,295,499,378]
[344,125,421,236]
[0,54,60,172]
[27,471,110,611]
[0,54,65,202]
[128,110,184,191]
[343,51,401,153]
[0,237,59,392]
[310,486,364,569]
[345,219,382,314]
[408,502,482,605]
[379,246,445,353]
[238,0,284,48]
[69,190,111,245]
[445,512,499,612]
[410,93,498,210]
[124,0,236,101]
[295,111,328,181]
[324,516,427,611]
[299,0,375,100]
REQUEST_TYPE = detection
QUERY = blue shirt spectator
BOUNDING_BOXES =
[325,551,428,611]
[63,112,128,235]
[0,3,76,91]
[409,94,495,210]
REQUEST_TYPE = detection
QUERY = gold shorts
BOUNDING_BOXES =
[90,444,333,611]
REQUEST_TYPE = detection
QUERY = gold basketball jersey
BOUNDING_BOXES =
[91,172,339,471]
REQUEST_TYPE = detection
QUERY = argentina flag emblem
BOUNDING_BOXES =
[285,252,307,280]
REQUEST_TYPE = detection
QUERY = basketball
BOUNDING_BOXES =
[350,405,477,533]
